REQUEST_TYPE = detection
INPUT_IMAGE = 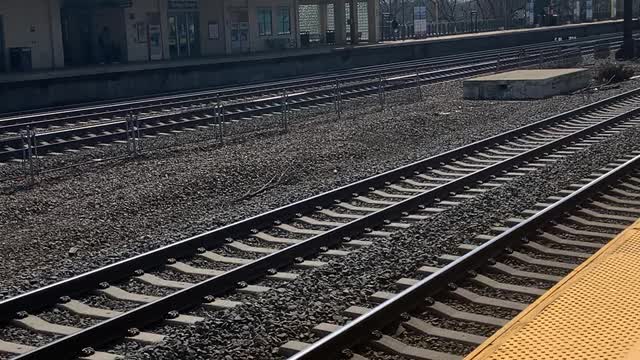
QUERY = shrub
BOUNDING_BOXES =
[594,63,634,84]
[593,45,611,60]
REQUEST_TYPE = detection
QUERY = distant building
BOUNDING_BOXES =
[0,0,380,72]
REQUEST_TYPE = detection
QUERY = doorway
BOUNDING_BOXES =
[61,2,127,66]
[0,16,5,72]
[168,12,200,58]
[230,9,249,53]
[61,8,92,66]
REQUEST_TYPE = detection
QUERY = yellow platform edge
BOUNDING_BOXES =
[465,218,640,360]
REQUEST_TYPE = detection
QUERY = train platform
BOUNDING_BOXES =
[0,19,624,86]
[0,19,628,113]
[0,20,621,84]
[465,217,640,360]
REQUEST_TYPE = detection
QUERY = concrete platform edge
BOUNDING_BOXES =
[464,218,640,359]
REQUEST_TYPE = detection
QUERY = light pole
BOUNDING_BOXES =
[471,10,477,32]
[428,0,439,34]
[503,0,507,29]
[622,0,634,57]
[402,0,406,39]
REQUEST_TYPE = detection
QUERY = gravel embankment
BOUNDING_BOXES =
[131,122,640,360]
[0,68,638,301]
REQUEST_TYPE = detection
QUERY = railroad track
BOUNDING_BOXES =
[2,87,640,359]
[0,32,618,127]
[285,152,640,360]
[0,34,621,163]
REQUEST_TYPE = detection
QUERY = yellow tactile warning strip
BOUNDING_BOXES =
[465,218,640,360]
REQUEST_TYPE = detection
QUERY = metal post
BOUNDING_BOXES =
[334,79,342,119]
[435,1,439,35]
[415,68,422,101]
[557,46,563,66]
[349,0,358,44]
[220,102,226,141]
[125,114,133,156]
[21,126,38,184]
[215,95,224,144]
[125,113,141,157]
[577,46,583,64]
[134,114,142,155]
[401,0,406,40]
[496,53,501,72]
[281,90,289,132]
[216,96,225,144]
[378,73,385,109]
[539,50,545,68]
[214,104,221,144]
[518,49,525,68]
[503,0,507,29]
[622,0,634,58]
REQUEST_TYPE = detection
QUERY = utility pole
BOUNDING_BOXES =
[622,0,634,58]
[503,0,507,29]
[402,0,406,39]
[349,0,358,44]
[430,0,439,34]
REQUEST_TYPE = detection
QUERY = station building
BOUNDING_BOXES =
[0,0,379,72]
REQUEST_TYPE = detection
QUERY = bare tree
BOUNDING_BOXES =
[435,0,458,21]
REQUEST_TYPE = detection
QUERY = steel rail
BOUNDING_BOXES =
[289,152,640,360]
[0,32,618,127]
[0,40,620,161]
[10,90,640,359]
[0,40,611,141]
[2,84,637,323]
[0,59,502,151]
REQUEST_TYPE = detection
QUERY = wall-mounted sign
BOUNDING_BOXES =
[168,0,198,9]
[414,6,426,34]
[208,22,220,40]
[135,22,147,43]
[148,24,163,60]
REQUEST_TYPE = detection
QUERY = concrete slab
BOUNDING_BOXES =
[463,69,590,100]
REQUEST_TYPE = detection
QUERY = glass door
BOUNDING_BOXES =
[177,14,188,56]
[187,12,200,56]
[169,15,178,58]
[168,13,200,58]
[230,9,249,53]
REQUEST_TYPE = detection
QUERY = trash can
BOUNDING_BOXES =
[301,32,310,47]
[9,47,32,72]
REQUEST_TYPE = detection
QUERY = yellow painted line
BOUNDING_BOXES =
[466,218,640,360]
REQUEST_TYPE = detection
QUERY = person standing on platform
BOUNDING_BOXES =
[391,19,399,40]
[98,27,112,64]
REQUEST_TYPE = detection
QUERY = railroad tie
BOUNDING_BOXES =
[57,299,203,325]
[13,315,163,344]
[0,339,121,359]
[96,285,241,310]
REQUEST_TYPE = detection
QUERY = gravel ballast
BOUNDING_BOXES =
[1,67,639,300]
[128,119,640,359]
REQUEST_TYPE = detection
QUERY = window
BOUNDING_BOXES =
[257,7,272,36]
[277,7,290,35]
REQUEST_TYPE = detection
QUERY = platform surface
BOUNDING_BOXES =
[463,68,590,99]
[466,218,640,360]
[466,69,588,82]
